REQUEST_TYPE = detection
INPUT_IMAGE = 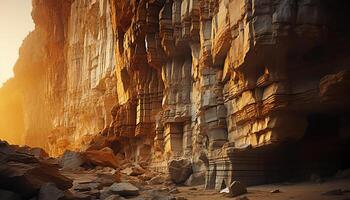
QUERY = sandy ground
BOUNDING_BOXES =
[175,179,350,200]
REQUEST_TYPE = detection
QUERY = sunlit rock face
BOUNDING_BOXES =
[4,0,350,187]
[12,0,117,156]
[0,79,24,145]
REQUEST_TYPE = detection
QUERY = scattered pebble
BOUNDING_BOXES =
[270,189,280,193]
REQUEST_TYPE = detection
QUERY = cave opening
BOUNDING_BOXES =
[283,113,350,181]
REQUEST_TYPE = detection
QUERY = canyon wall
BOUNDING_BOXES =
[3,0,350,188]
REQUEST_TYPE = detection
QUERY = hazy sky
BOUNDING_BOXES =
[0,0,34,86]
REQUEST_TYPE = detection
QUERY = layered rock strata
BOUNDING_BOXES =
[2,0,350,189]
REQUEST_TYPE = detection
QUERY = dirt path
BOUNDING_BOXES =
[175,179,350,200]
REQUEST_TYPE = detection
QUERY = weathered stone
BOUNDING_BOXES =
[0,142,72,199]
[83,147,120,169]
[229,181,247,197]
[270,189,280,193]
[109,183,139,197]
[59,150,84,170]
[168,159,193,184]
[148,175,166,185]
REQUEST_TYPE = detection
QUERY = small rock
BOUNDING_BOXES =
[189,187,197,191]
[148,175,166,185]
[169,187,180,194]
[109,182,139,197]
[73,182,99,192]
[270,189,280,193]
[229,181,247,197]
[220,187,229,194]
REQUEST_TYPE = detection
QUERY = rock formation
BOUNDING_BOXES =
[1,0,350,189]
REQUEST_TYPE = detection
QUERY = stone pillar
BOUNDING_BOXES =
[182,120,193,155]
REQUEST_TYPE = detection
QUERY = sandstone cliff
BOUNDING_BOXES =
[2,0,350,188]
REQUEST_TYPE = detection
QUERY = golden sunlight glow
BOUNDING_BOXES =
[0,0,34,86]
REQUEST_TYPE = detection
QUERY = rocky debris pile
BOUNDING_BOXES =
[63,168,185,200]
[0,140,198,200]
[0,140,73,199]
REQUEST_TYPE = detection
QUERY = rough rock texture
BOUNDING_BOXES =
[0,140,72,199]
[2,0,350,189]
[168,159,193,184]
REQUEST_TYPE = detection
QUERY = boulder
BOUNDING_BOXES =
[59,150,84,170]
[229,181,247,197]
[0,161,73,198]
[168,159,193,184]
[83,147,120,168]
[0,142,73,199]
[109,182,139,197]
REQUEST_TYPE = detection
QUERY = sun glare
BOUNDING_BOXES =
[0,0,34,86]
